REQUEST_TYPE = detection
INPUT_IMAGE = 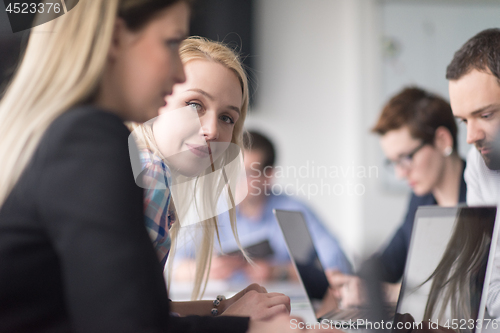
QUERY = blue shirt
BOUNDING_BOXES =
[176,193,352,275]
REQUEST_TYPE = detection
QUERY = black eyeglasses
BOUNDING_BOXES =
[385,142,427,171]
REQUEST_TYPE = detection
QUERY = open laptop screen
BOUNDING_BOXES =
[396,206,497,333]
[273,209,330,301]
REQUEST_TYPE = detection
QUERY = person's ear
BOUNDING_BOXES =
[108,18,132,62]
[434,126,454,156]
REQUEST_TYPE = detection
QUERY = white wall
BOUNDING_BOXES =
[247,0,500,268]
[247,0,401,267]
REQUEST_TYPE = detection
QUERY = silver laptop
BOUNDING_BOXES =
[273,209,384,329]
[395,206,498,333]
[274,207,498,332]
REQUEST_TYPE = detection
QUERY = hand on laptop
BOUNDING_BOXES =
[222,283,291,320]
[383,282,401,304]
[326,270,366,308]
[223,282,267,309]
[326,270,400,308]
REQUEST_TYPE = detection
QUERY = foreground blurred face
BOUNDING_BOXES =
[449,69,500,170]
[106,2,189,122]
[380,126,445,196]
[153,59,243,177]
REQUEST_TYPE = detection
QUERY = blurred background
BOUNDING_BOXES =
[245,0,500,269]
[2,0,500,269]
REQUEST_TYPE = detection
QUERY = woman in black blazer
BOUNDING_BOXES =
[0,0,189,331]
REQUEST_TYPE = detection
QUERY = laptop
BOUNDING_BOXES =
[274,207,498,332]
[394,206,498,333]
[273,209,390,329]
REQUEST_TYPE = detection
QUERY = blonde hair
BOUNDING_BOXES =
[0,0,190,209]
[130,36,251,300]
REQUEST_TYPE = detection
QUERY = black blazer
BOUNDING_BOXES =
[0,107,249,333]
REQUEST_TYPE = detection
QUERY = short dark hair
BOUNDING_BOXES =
[446,28,500,83]
[372,87,458,151]
[243,131,275,169]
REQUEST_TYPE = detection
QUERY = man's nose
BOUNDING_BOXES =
[466,120,485,145]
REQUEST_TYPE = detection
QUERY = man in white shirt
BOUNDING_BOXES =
[447,28,500,319]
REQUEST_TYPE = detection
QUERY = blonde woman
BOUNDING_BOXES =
[0,1,335,333]
[129,37,292,320]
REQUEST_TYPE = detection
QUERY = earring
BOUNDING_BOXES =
[443,146,453,157]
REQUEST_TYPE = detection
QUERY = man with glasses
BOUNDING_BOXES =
[447,28,500,319]
[328,87,466,307]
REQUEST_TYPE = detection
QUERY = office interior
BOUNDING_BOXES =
[1,0,500,270]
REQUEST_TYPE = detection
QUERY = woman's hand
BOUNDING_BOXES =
[222,283,267,310]
[326,270,366,308]
[221,283,291,320]
[326,270,400,308]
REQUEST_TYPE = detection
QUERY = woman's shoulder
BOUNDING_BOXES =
[33,106,132,172]
[37,106,130,156]
[48,106,128,140]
